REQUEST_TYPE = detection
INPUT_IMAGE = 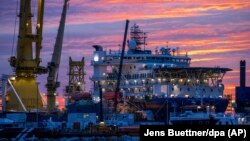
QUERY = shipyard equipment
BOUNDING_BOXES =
[65,57,86,105]
[7,0,46,111]
[46,0,69,112]
[65,57,85,94]
[114,20,130,113]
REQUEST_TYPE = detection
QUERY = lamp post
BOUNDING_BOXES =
[166,84,170,125]
[36,82,40,127]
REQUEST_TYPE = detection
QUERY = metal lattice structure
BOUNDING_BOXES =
[66,57,85,94]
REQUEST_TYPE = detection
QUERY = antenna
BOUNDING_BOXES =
[176,47,179,56]
[118,44,121,53]
[143,32,148,50]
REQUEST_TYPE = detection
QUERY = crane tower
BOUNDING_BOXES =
[46,0,69,112]
[7,0,46,111]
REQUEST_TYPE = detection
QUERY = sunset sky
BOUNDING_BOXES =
[0,0,250,98]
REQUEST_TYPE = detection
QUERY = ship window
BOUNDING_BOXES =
[147,73,150,77]
[128,57,131,59]
[83,114,89,119]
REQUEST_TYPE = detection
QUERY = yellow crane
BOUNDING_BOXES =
[7,0,47,111]
[7,0,68,112]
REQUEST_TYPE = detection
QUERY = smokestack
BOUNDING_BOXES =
[240,60,246,87]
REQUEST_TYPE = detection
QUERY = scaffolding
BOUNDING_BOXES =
[130,24,147,50]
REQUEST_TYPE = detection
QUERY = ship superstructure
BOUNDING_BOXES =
[91,24,231,119]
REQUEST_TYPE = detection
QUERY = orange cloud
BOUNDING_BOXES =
[191,57,223,62]
[188,48,247,56]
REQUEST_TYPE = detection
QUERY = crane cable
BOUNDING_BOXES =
[11,0,19,56]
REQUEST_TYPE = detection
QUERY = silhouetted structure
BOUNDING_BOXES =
[236,60,250,113]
